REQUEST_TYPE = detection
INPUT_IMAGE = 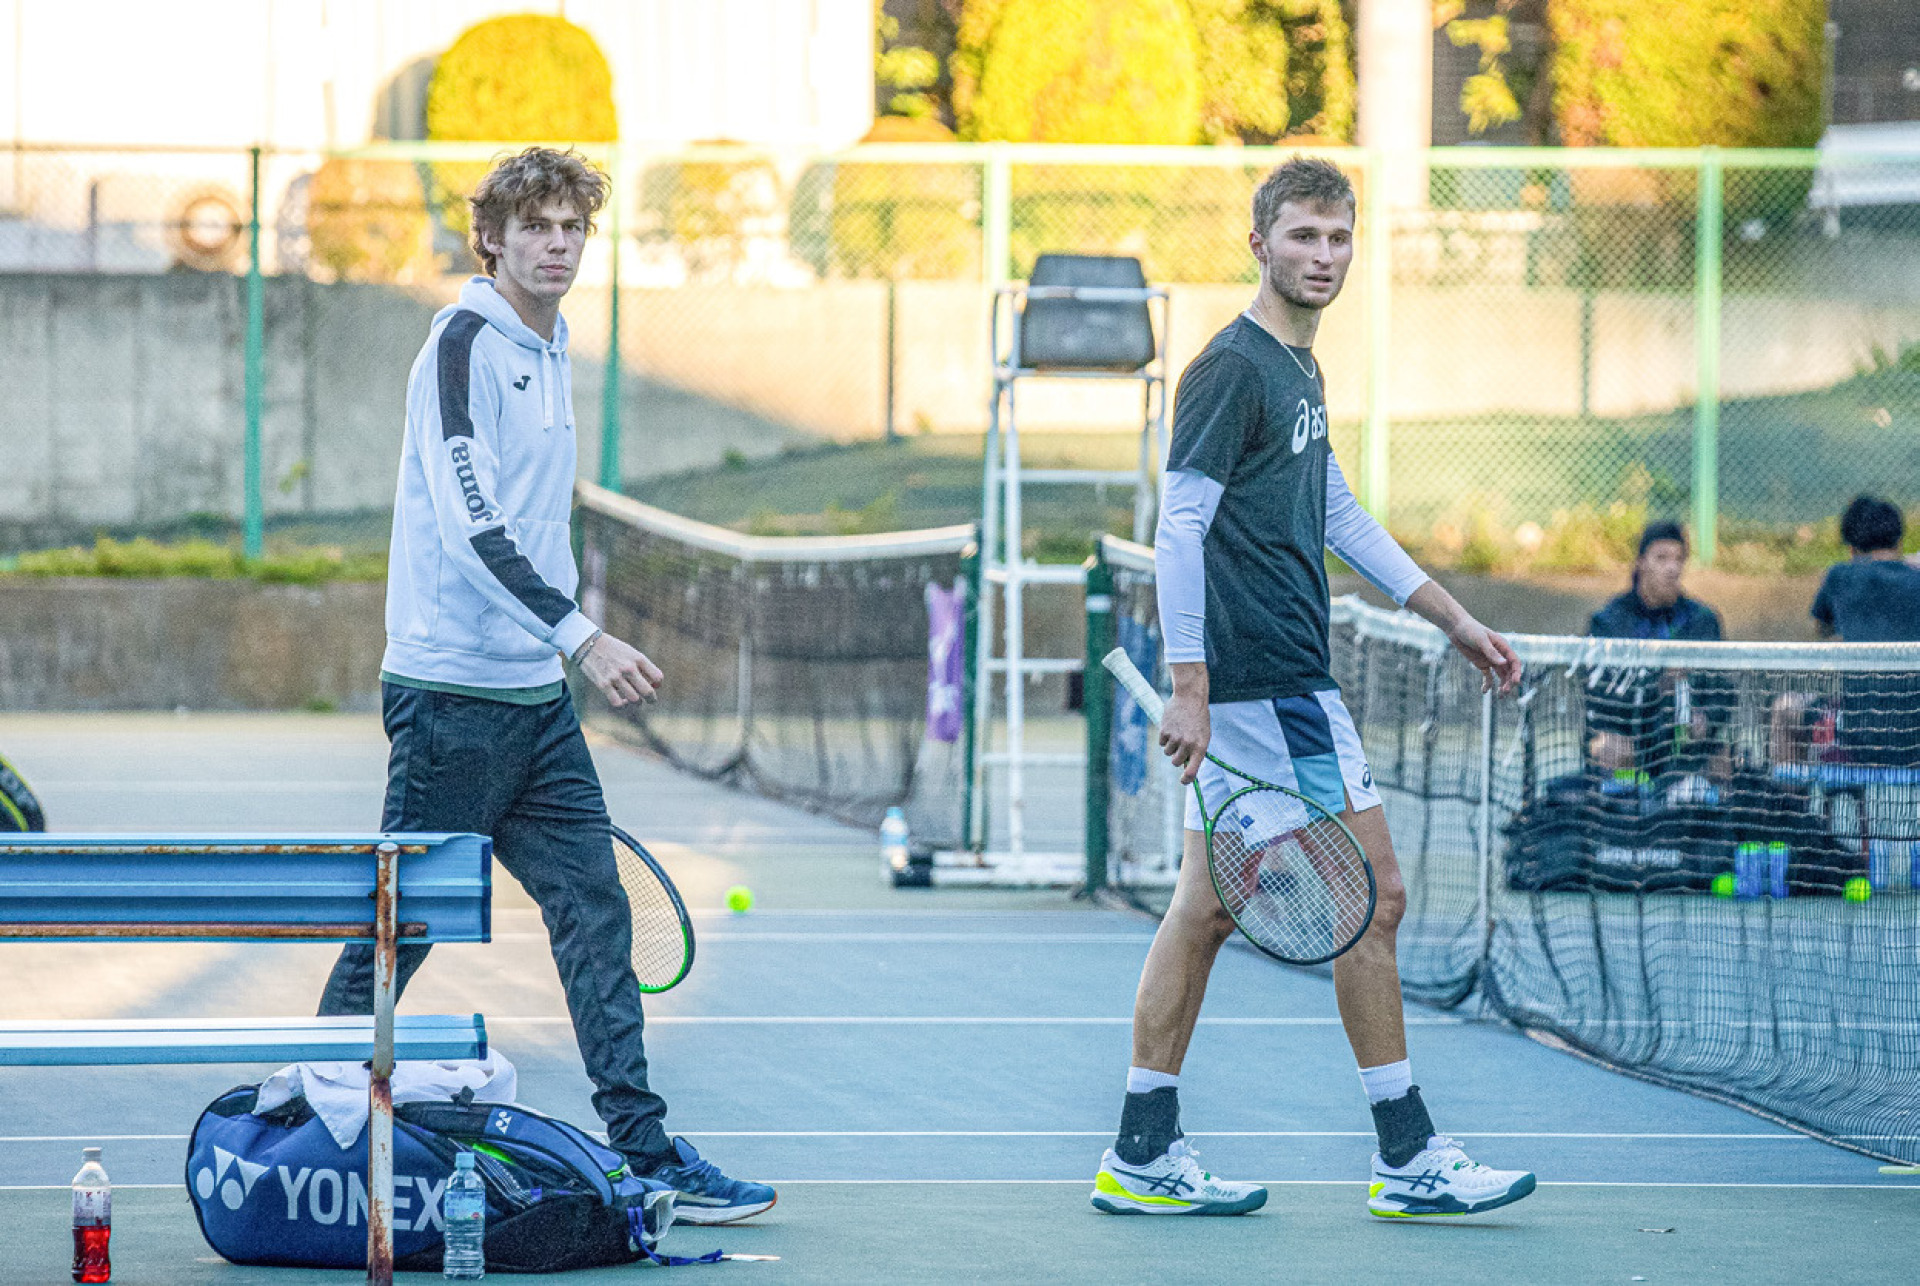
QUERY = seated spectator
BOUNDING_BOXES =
[1586,522,1727,777]
[1772,496,1920,767]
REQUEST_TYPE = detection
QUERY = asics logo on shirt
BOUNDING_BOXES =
[1291,399,1328,454]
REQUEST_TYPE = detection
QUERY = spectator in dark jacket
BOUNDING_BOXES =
[1586,521,1727,776]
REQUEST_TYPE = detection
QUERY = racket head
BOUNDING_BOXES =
[610,824,695,993]
[1201,782,1376,966]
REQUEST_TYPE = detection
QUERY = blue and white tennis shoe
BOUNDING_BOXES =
[1090,1139,1267,1215]
[1368,1136,1535,1217]
[648,1137,777,1224]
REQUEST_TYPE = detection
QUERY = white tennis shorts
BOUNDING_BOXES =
[1184,688,1381,831]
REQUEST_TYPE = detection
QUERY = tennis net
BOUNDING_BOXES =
[1090,533,1920,1164]
[574,482,975,840]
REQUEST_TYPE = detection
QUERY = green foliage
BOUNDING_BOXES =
[822,152,980,280]
[1549,0,1823,150]
[1008,163,1261,283]
[1188,0,1290,144]
[305,159,433,284]
[638,149,783,280]
[425,14,618,144]
[876,5,944,120]
[1275,0,1353,141]
[1447,15,1522,135]
[963,0,1202,144]
[4,538,385,584]
[424,14,617,243]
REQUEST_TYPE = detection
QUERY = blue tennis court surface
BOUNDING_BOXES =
[0,713,1914,1283]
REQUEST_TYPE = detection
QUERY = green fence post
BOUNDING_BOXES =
[1083,549,1114,893]
[1692,148,1723,564]
[1361,147,1391,521]
[983,143,1012,287]
[599,143,623,492]
[243,145,265,561]
[958,532,983,852]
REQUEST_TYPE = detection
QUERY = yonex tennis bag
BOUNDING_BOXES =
[187,1084,694,1272]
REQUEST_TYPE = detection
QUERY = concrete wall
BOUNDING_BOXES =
[4,270,1918,534]
[0,579,385,711]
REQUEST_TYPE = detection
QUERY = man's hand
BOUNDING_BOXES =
[1447,617,1522,695]
[1405,580,1522,695]
[1162,661,1210,784]
[577,632,664,708]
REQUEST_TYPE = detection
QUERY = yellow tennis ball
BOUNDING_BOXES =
[1844,877,1872,904]
[1711,871,1735,899]
[725,885,754,914]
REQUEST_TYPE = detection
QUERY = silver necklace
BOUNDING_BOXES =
[1243,304,1317,380]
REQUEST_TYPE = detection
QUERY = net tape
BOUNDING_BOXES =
[1098,534,1920,1163]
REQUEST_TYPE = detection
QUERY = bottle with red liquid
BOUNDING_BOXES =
[71,1146,110,1283]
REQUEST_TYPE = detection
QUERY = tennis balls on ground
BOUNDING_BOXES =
[1711,872,1736,899]
[725,885,754,914]
[1844,877,1872,903]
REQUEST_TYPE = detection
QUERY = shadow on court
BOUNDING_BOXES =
[0,713,1913,1284]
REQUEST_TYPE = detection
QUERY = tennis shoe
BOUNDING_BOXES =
[1368,1136,1535,1218]
[647,1137,777,1224]
[1090,1139,1267,1216]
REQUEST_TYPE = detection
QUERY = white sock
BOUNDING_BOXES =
[1126,1066,1179,1094]
[1358,1059,1413,1105]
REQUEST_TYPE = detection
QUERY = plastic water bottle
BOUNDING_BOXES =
[71,1147,110,1284]
[442,1151,486,1280]
[881,806,911,881]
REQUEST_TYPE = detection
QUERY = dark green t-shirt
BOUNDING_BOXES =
[1166,314,1333,702]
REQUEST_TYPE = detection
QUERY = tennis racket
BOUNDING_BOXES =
[611,824,695,992]
[1102,648,1377,966]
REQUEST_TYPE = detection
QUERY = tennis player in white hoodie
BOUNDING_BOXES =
[317,147,774,1223]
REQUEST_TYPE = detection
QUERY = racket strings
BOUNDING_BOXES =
[1210,788,1373,963]
[613,836,692,989]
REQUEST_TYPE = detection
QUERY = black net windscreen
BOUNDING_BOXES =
[1097,535,1920,1164]
[575,485,974,842]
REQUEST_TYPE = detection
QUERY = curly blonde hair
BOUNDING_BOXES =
[469,146,610,274]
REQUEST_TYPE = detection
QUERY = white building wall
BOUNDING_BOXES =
[0,0,873,151]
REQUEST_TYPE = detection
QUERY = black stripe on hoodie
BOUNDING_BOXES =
[437,310,488,440]
[469,526,576,628]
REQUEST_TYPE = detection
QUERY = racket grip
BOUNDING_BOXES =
[1101,648,1166,722]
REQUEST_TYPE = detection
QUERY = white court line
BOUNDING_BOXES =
[483,1015,1468,1026]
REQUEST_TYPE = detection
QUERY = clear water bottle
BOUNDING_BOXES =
[442,1151,486,1280]
[71,1146,110,1284]
[881,806,911,881]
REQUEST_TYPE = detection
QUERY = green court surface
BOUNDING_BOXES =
[0,713,1914,1285]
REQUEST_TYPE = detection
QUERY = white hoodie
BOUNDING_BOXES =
[380,277,599,690]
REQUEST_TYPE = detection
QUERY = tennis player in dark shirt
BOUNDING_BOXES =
[1773,496,1920,766]
[1091,159,1534,1222]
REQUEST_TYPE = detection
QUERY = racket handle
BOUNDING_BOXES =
[1101,648,1166,722]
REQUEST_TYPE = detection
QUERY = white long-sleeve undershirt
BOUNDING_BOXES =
[1153,461,1430,666]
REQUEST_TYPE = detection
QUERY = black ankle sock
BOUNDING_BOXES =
[1113,1086,1182,1165]
[1370,1085,1435,1168]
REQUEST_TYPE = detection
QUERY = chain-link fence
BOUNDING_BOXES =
[2,142,1916,564]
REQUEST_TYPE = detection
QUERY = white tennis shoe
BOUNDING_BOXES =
[1090,1139,1267,1215]
[1369,1136,1536,1217]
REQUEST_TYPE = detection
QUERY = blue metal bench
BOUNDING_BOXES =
[0,834,492,1284]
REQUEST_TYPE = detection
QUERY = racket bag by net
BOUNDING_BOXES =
[187,1083,689,1272]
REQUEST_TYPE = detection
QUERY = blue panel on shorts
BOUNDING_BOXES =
[1291,752,1347,814]
[1271,694,1338,758]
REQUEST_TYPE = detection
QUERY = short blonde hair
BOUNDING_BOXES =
[1251,157,1354,237]
[469,146,610,274]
